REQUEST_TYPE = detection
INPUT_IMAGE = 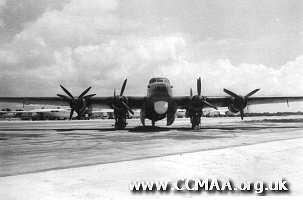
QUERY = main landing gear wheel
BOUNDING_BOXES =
[191,115,200,130]
[115,117,127,130]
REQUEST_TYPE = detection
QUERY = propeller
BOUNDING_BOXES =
[112,79,134,115]
[183,77,218,110]
[57,85,96,120]
[223,88,260,120]
[195,77,218,110]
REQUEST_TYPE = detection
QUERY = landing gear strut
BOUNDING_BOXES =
[191,115,200,130]
[115,115,127,130]
[189,108,202,130]
[152,120,155,127]
[114,108,128,130]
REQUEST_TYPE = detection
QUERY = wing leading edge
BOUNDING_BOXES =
[1,96,303,110]
[173,96,303,108]
[0,96,146,110]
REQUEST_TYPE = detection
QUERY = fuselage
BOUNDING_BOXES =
[143,77,176,125]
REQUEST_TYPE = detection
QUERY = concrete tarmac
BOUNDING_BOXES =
[1,116,303,177]
[1,116,303,199]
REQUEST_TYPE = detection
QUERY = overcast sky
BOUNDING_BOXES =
[0,0,302,112]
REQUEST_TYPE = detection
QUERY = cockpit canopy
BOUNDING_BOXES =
[149,77,170,85]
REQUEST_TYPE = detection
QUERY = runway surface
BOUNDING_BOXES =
[1,116,303,177]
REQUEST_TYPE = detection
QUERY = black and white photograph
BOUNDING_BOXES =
[0,0,302,199]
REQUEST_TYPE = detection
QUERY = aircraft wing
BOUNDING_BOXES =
[1,96,303,110]
[0,96,146,109]
[88,96,145,109]
[246,96,303,106]
[173,96,229,108]
[174,96,303,108]
[0,97,69,107]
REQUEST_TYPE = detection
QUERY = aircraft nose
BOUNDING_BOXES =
[154,101,168,114]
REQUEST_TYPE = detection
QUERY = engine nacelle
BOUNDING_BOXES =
[71,98,87,113]
[112,96,129,115]
[186,106,203,117]
[228,104,239,113]
[228,96,247,113]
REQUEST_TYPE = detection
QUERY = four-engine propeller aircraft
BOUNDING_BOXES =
[1,77,303,129]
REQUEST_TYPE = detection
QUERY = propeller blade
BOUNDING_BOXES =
[60,85,74,99]
[197,77,201,96]
[114,88,116,97]
[69,109,74,120]
[79,87,92,98]
[122,101,134,115]
[245,89,260,98]
[223,88,241,99]
[202,100,218,110]
[190,88,193,97]
[111,103,117,110]
[120,79,127,96]
[240,109,244,120]
[57,94,70,101]
[82,94,96,99]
